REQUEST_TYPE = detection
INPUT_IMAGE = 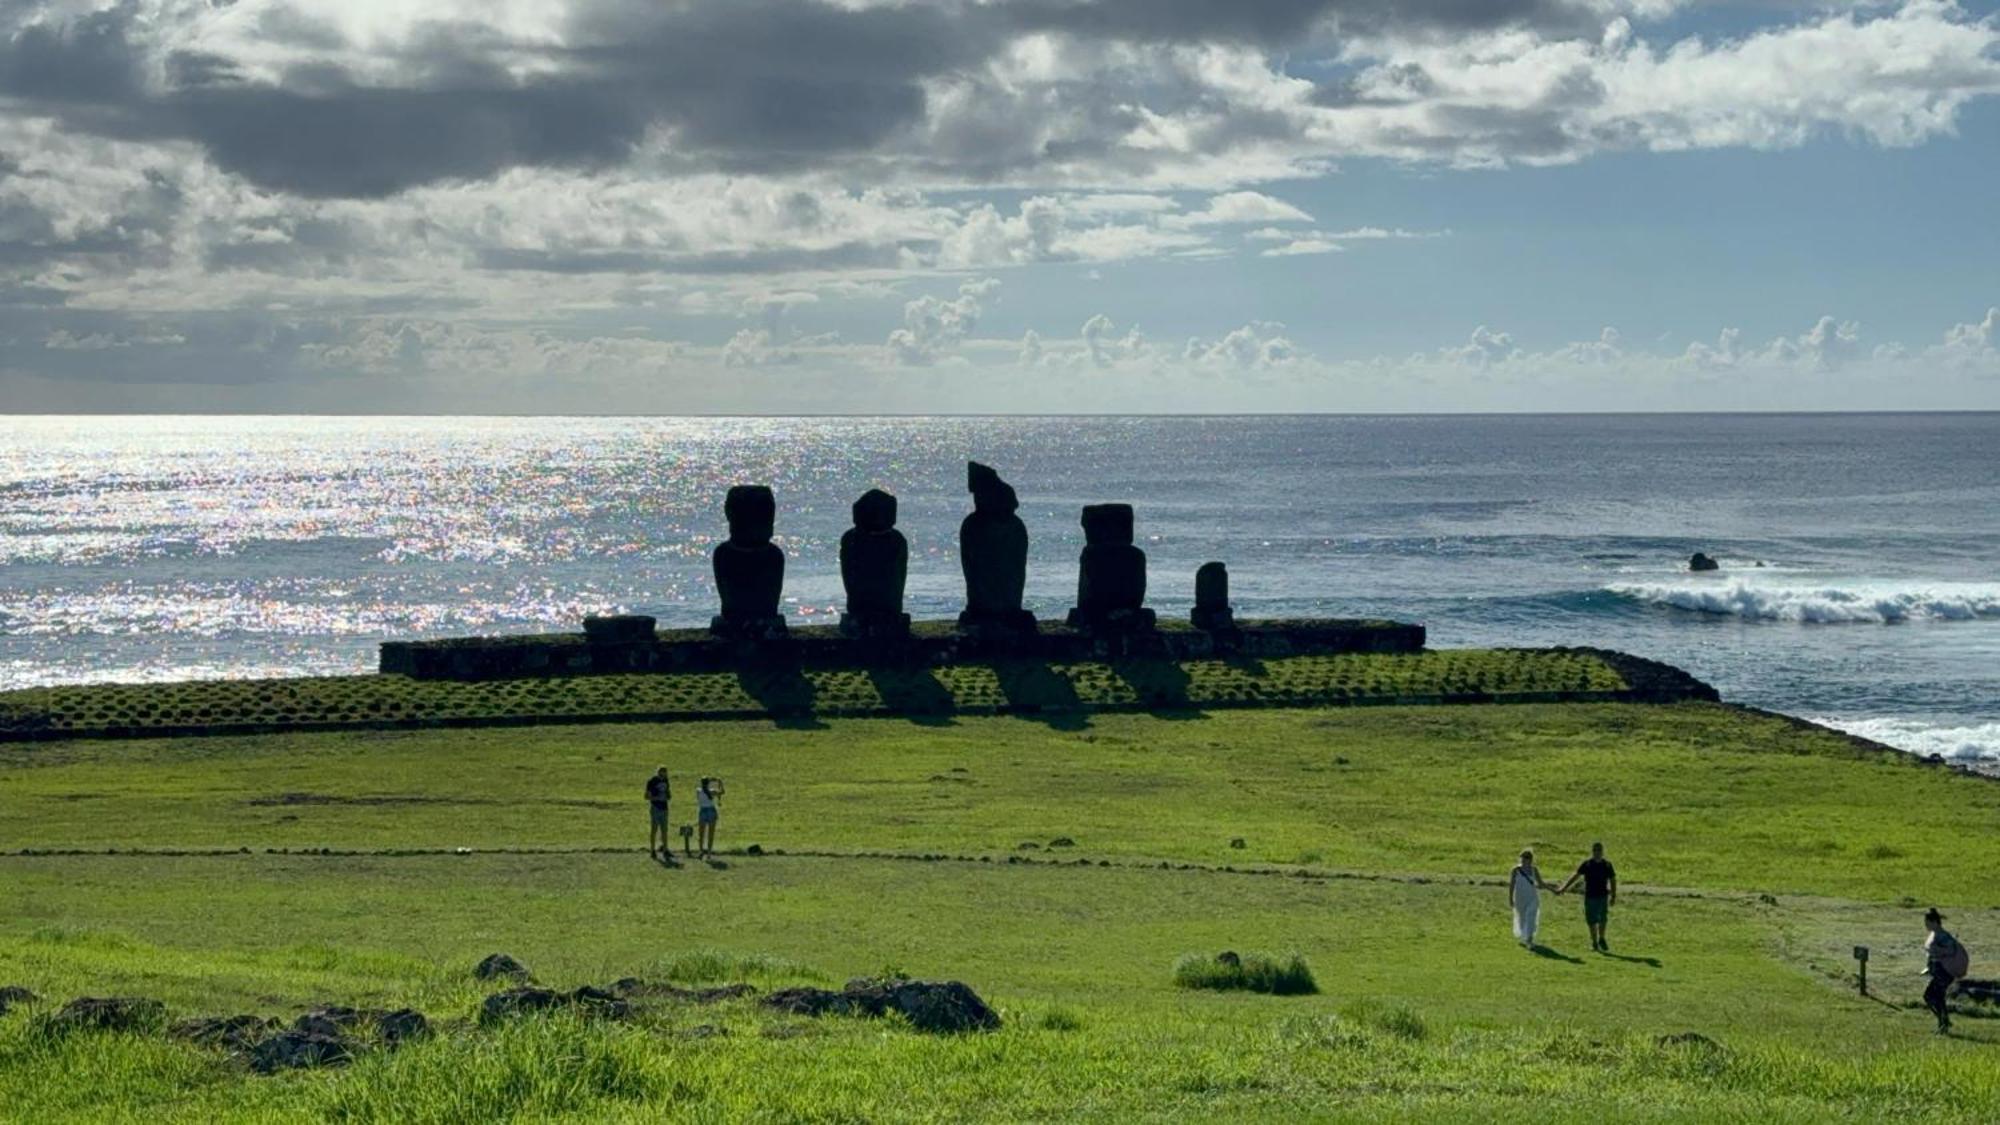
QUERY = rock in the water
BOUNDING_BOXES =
[1688,552,1719,572]
[473,953,532,981]
[251,1030,352,1073]
[763,979,999,1034]
[1067,503,1154,630]
[0,985,37,1015]
[46,996,167,1035]
[171,1014,279,1051]
[840,489,911,637]
[958,463,1035,632]
[712,485,787,637]
[1191,561,1236,630]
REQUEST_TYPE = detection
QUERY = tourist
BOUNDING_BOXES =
[1921,907,1970,1034]
[1556,842,1618,951]
[646,766,672,860]
[696,776,724,858]
[1509,849,1557,948]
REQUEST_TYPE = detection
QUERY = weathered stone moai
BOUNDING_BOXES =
[710,485,787,638]
[840,488,911,637]
[957,461,1036,632]
[1066,503,1155,630]
[1190,561,1235,630]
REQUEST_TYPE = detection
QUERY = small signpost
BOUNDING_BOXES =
[1854,945,1870,996]
[680,824,695,858]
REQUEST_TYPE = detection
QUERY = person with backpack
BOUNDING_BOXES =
[1921,907,1971,1034]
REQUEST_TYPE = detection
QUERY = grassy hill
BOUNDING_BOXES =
[2,700,1996,1121]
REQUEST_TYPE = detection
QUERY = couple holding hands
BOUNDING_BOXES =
[1510,842,1618,952]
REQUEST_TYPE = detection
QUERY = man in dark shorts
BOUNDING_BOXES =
[646,767,672,859]
[1557,842,1618,951]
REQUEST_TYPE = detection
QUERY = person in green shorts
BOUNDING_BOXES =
[1557,842,1618,952]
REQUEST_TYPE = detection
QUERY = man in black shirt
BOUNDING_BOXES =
[646,767,672,860]
[1557,841,1618,952]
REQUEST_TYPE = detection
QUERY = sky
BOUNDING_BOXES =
[2,0,1998,413]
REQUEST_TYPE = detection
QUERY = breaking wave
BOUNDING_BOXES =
[1811,716,2000,767]
[1604,580,2000,624]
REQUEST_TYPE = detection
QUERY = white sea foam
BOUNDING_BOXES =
[1606,579,2000,624]
[1810,716,2000,766]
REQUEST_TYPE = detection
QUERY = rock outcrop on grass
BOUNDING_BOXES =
[763,979,999,1034]
[608,979,755,1004]
[0,985,37,1015]
[45,997,167,1034]
[480,985,632,1024]
[171,1014,280,1051]
[473,952,533,981]
[251,1030,353,1073]
[169,1006,430,1071]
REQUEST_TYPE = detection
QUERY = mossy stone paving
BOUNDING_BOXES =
[0,650,1629,742]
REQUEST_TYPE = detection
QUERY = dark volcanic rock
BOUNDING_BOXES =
[0,985,37,1015]
[251,1030,352,1073]
[481,986,632,1024]
[958,463,1035,632]
[608,978,754,1004]
[584,614,657,644]
[840,488,911,637]
[171,1014,280,1051]
[712,485,787,637]
[473,953,532,981]
[1656,1031,1724,1052]
[376,1008,431,1046]
[47,996,167,1034]
[1688,552,1719,572]
[764,979,999,1035]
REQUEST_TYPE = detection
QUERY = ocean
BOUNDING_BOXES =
[2,413,1995,765]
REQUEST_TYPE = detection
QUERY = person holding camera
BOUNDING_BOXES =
[695,776,724,858]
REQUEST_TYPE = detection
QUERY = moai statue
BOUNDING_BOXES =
[1191,561,1236,631]
[839,488,911,638]
[957,462,1036,632]
[710,485,786,638]
[1066,503,1155,630]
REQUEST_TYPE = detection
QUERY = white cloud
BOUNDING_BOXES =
[1259,237,1343,257]
[886,277,999,365]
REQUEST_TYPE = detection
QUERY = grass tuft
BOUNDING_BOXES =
[1172,952,1318,996]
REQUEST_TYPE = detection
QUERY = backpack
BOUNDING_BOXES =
[1935,932,1971,979]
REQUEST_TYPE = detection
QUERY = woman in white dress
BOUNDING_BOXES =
[1510,849,1556,948]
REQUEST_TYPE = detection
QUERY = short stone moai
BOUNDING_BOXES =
[1191,561,1236,631]
[1066,503,1155,630]
[958,462,1036,632]
[839,488,911,638]
[710,485,787,638]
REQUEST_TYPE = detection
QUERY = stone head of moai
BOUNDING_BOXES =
[967,461,1020,515]
[712,485,785,633]
[1080,502,1135,547]
[958,461,1033,628]
[841,488,910,630]
[723,485,777,547]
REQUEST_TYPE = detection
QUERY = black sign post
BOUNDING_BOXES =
[1853,945,1870,996]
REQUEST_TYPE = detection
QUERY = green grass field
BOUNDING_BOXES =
[0,650,1628,740]
[2,700,1996,1121]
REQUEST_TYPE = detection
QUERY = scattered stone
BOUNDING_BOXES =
[958,462,1035,632]
[1229,837,1247,849]
[46,996,167,1035]
[251,1030,352,1073]
[711,484,787,638]
[1048,837,1076,848]
[1757,894,1779,906]
[1688,552,1719,572]
[583,614,657,644]
[481,986,631,1024]
[374,1008,431,1046]
[1017,841,1040,850]
[763,979,999,1035]
[171,1014,279,1051]
[0,986,37,1015]
[473,953,532,981]
[1216,951,1242,968]
[745,844,765,856]
[1656,1031,1723,1052]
